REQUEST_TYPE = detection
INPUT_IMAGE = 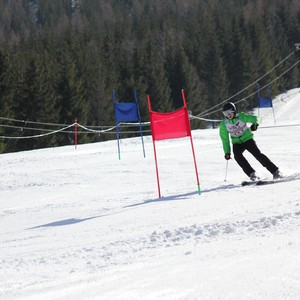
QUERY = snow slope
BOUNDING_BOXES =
[1,89,300,300]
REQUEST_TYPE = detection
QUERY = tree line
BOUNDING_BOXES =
[0,0,299,153]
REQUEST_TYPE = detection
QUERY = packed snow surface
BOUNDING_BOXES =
[1,88,300,299]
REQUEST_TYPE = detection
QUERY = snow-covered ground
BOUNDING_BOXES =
[1,88,300,300]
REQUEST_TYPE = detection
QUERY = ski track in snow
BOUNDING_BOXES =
[1,175,300,288]
[2,206,300,274]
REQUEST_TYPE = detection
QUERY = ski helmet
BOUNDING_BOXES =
[222,102,236,112]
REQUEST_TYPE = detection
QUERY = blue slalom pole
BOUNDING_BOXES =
[134,88,146,158]
[113,90,121,160]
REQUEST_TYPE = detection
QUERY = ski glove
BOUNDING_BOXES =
[224,153,231,160]
[250,123,259,131]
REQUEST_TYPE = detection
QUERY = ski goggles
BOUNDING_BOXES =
[223,109,235,118]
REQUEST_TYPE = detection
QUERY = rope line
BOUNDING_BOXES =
[0,121,152,140]
[0,124,74,139]
[190,115,222,122]
[197,59,300,119]
[0,116,299,140]
[196,51,298,118]
[0,117,69,127]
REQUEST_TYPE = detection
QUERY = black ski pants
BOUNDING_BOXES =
[233,139,278,177]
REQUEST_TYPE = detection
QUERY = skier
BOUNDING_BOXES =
[219,102,283,181]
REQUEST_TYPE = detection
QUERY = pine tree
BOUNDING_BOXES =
[56,31,89,145]
[133,29,172,112]
[8,44,59,151]
[226,15,256,102]
[0,47,14,152]
[201,7,229,119]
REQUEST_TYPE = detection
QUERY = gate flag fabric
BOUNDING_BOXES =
[150,108,191,141]
[113,89,145,159]
[258,97,273,108]
[257,84,276,124]
[114,102,139,122]
[148,89,201,198]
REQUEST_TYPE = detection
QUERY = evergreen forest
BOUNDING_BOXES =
[0,0,300,153]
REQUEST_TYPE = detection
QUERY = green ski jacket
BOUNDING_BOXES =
[219,112,260,154]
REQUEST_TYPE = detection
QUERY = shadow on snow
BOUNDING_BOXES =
[28,183,241,229]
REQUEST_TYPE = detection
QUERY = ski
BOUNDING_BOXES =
[256,178,286,185]
[241,173,300,186]
[242,179,285,186]
[241,180,263,186]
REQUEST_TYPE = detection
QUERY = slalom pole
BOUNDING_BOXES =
[134,88,146,158]
[269,85,276,124]
[152,138,161,198]
[189,134,201,195]
[181,89,201,195]
[74,117,78,149]
[148,95,161,198]
[224,160,229,182]
[116,124,121,160]
[113,90,121,160]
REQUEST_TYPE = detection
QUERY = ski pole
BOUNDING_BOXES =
[224,160,229,182]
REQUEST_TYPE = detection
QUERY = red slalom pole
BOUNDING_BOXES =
[152,138,161,198]
[148,95,161,198]
[74,117,78,149]
[181,89,201,194]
